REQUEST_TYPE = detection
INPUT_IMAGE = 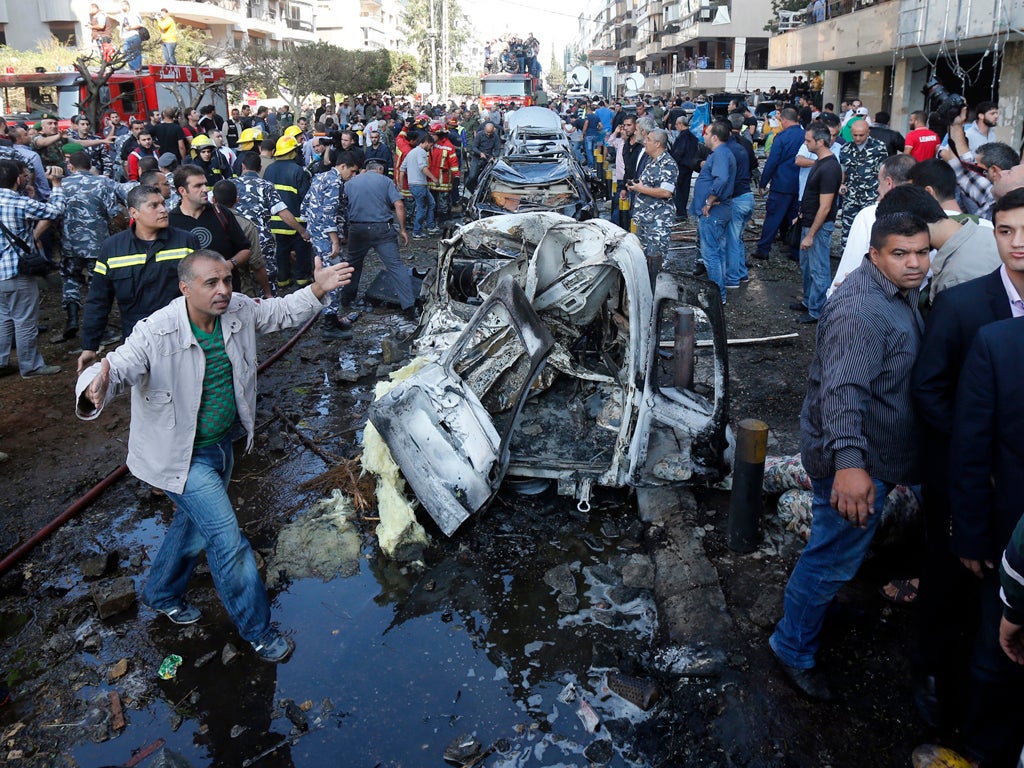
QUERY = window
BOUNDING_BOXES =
[48,22,76,46]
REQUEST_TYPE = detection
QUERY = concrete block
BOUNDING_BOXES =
[90,577,136,620]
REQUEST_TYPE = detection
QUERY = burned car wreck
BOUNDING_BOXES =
[367,213,730,539]
[467,106,604,221]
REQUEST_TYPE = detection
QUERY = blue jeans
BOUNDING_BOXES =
[799,221,835,318]
[409,184,434,234]
[697,206,730,302]
[342,221,415,310]
[162,42,177,65]
[584,135,598,168]
[142,433,273,645]
[725,192,754,285]
[757,190,798,256]
[770,474,893,668]
[122,36,142,71]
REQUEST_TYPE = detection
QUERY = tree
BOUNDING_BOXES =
[401,0,469,82]
[387,51,419,96]
[140,22,215,68]
[73,50,132,129]
[547,48,566,91]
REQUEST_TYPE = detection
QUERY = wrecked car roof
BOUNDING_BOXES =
[488,158,577,184]
[506,106,564,134]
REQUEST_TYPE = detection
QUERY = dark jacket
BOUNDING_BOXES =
[950,316,1024,561]
[870,124,906,157]
[760,123,805,195]
[262,159,312,235]
[471,129,501,158]
[82,225,200,351]
[669,130,699,174]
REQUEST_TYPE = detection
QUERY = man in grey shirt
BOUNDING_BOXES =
[769,212,931,702]
[400,134,438,238]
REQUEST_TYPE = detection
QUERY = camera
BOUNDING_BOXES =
[922,76,966,124]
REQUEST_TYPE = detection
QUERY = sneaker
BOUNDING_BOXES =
[252,633,295,663]
[427,227,441,235]
[412,232,427,239]
[153,601,202,625]
[726,283,741,290]
[322,325,353,341]
[739,276,750,283]
[788,301,808,312]
[796,313,818,324]
[22,364,61,379]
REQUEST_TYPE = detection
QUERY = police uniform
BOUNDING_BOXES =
[61,171,126,312]
[69,130,114,177]
[300,166,348,315]
[262,158,312,285]
[229,171,289,280]
[838,136,887,246]
[341,170,414,311]
[81,225,199,352]
[632,150,679,263]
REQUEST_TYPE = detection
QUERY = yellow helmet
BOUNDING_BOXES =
[283,125,303,138]
[190,134,215,151]
[238,127,264,145]
[274,135,299,157]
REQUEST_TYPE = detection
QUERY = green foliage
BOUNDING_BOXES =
[401,0,469,80]
[387,51,420,96]
[450,74,477,96]
[226,42,400,109]
[140,22,214,66]
[0,38,80,72]
[547,49,566,90]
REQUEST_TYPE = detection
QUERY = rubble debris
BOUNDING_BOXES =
[266,490,361,585]
[584,739,615,764]
[144,748,194,768]
[543,563,577,596]
[158,655,182,680]
[605,673,661,711]
[652,644,724,678]
[620,554,655,590]
[443,733,483,766]
[556,594,579,613]
[106,658,128,682]
[193,651,217,668]
[230,724,247,738]
[283,699,308,731]
[557,683,577,703]
[124,737,165,767]
[80,550,119,580]
[221,643,239,665]
[90,576,136,619]
[108,691,125,731]
[576,698,601,733]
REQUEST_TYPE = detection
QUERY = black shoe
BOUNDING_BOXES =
[753,251,770,260]
[322,325,353,341]
[63,304,80,340]
[693,261,707,276]
[913,675,941,729]
[776,659,834,702]
[789,301,808,312]
[796,313,818,324]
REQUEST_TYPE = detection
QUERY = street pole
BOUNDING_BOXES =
[441,0,450,101]
[428,0,438,97]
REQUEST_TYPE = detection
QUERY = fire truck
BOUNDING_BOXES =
[478,73,537,110]
[0,64,229,123]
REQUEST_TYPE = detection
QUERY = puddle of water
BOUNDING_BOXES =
[71,493,654,767]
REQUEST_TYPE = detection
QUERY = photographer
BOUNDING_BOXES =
[941,107,1019,219]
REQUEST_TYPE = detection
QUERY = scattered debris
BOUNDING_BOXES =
[620,554,655,590]
[230,724,247,738]
[543,563,577,596]
[158,655,182,680]
[605,673,661,711]
[443,733,483,766]
[193,651,217,668]
[283,699,308,732]
[557,683,577,704]
[80,550,119,580]
[90,576,136,619]
[583,739,615,764]
[108,691,125,731]
[107,658,129,682]
[266,490,361,585]
[221,643,239,666]
[576,697,601,733]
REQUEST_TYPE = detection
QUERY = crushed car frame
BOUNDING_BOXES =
[368,213,729,536]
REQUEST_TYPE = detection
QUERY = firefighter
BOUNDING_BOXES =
[428,122,460,225]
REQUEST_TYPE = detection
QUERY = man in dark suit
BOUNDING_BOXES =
[754,107,804,261]
[946,312,1024,766]
[910,187,1024,755]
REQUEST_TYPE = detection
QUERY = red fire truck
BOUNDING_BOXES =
[478,73,537,110]
[0,64,228,123]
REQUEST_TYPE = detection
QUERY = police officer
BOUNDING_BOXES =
[263,135,313,288]
[629,128,680,279]
[230,151,310,285]
[300,151,359,340]
[339,158,413,325]
[61,151,129,340]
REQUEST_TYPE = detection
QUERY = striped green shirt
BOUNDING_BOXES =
[190,317,237,448]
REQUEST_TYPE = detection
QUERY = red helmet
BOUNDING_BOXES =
[429,121,445,134]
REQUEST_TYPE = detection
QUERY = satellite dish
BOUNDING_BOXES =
[623,72,646,95]
[569,66,590,88]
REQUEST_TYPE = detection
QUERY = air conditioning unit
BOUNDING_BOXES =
[699,8,713,20]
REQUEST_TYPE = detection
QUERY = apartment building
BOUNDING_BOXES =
[316,0,408,51]
[1,0,316,54]
[768,0,1024,148]
[578,0,789,97]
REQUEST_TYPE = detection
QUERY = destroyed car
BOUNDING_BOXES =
[367,213,730,537]
[467,106,603,222]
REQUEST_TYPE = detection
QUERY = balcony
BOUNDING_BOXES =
[620,43,639,57]
[768,0,898,69]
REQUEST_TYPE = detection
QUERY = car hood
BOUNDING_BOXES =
[488,158,578,184]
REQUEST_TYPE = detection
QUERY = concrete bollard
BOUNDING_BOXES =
[728,418,769,553]
[673,307,695,390]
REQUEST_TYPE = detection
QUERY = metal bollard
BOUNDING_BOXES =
[728,418,769,553]
[673,307,695,389]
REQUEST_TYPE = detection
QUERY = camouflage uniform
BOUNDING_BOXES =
[229,171,288,280]
[69,130,113,177]
[300,166,347,316]
[632,150,679,262]
[60,171,125,309]
[838,136,887,246]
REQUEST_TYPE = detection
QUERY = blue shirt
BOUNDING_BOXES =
[594,107,614,134]
[760,124,805,194]
[689,143,736,217]
[724,135,753,198]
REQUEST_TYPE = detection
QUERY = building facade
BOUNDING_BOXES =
[316,0,408,51]
[577,0,788,98]
[768,0,1024,151]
